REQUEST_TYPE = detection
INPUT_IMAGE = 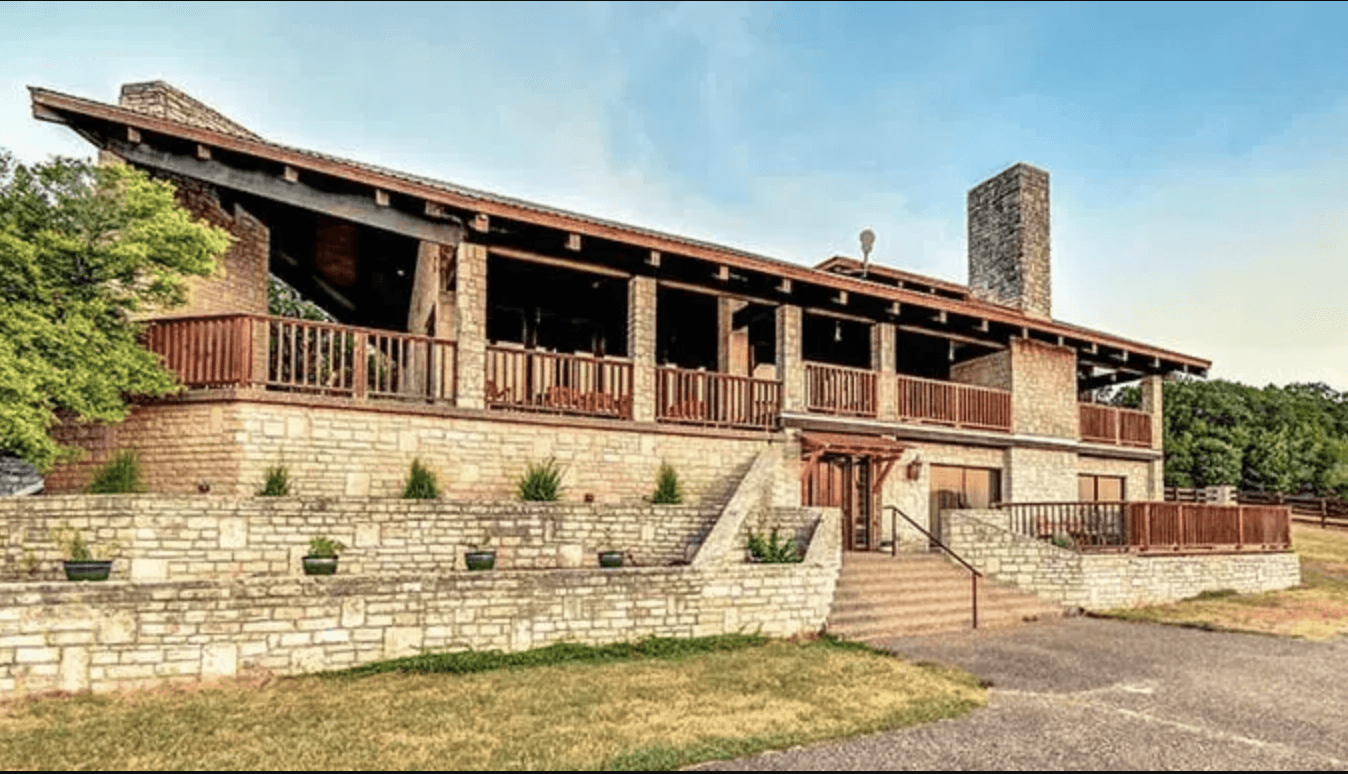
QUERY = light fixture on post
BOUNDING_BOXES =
[834,320,843,342]
[859,228,876,279]
[906,458,923,481]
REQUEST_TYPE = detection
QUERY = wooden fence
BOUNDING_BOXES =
[997,500,1291,553]
[144,314,456,402]
[1167,487,1348,530]
[484,346,633,419]
[655,367,780,430]
[804,362,876,417]
[896,374,1011,432]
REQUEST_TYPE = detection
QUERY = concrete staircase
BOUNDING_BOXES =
[826,551,1064,642]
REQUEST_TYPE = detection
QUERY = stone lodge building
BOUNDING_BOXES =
[28,81,1211,552]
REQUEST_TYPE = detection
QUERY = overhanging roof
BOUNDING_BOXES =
[800,431,908,460]
[28,85,1212,377]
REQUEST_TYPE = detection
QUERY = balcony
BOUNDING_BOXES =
[1080,403,1152,447]
[144,314,455,402]
[655,367,780,430]
[895,374,1011,432]
[484,345,633,420]
[804,362,877,418]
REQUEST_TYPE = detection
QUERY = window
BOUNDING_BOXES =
[930,465,1002,510]
[1079,474,1125,502]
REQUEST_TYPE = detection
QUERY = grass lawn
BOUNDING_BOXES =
[0,635,984,770]
[1106,524,1348,640]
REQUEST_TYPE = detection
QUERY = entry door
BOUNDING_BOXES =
[802,455,877,551]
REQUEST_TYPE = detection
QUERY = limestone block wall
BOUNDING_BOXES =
[943,510,1301,609]
[45,398,785,508]
[1004,447,1078,504]
[160,175,270,317]
[1009,338,1078,439]
[0,560,840,698]
[0,496,724,583]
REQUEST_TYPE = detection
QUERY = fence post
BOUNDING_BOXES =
[353,334,368,400]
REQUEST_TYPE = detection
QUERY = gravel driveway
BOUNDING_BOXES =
[696,618,1348,770]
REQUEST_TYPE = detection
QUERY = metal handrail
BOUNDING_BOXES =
[885,505,982,629]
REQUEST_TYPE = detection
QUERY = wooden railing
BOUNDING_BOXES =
[804,362,876,417]
[143,314,456,402]
[485,345,633,419]
[655,367,780,430]
[896,374,1011,432]
[1080,403,1153,447]
[997,501,1291,553]
[1169,488,1348,530]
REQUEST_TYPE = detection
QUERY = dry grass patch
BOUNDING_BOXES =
[0,638,983,770]
[1108,524,1348,640]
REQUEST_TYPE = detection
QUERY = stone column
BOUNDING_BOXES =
[776,305,805,413]
[628,276,657,422]
[1140,374,1165,499]
[873,322,897,420]
[454,242,488,410]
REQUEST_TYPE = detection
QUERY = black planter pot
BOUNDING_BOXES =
[303,556,339,576]
[598,551,624,568]
[63,560,112,582]
[465,550,496,571]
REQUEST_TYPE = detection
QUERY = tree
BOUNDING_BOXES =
[0,150,230,471]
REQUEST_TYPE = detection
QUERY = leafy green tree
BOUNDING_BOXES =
[0,151,229,471]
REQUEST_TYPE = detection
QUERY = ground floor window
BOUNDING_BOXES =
[929,465,1002,510]
[1079,474,1125,502]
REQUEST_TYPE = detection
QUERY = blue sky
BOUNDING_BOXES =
[4,1,1346,387]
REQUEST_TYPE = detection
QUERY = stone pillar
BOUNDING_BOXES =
[1140,374,1165,499]
[1009,338,1078,439]
[628,276,657,422]
[776,305,805,413]
[717,297,749,376]
[454,242,488,410]
[873,322,897,420]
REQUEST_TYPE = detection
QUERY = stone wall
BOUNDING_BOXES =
[0,561,839,697]
[0,495,725,583]
[119,81,261,139]
[1009,338,1078,439]
[45,398,787,508]
[155,174,270,317]
[950,349,1011,391]
[943,509,1301,609]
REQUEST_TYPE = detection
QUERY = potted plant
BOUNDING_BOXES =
[50,524,122,581]
[465,531,495,571]
[598,528,624,568]
[303,535,346,576]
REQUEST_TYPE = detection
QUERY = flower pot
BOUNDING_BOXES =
[303,556,339,576]
[465,550,496,571]
[598,551,623,568]
[63,560,112,581]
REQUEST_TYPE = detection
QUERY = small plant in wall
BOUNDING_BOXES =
[51,523,123,581]
[402,458,442,499]
[258,464,291,496]
[598,528,624,568]
[85,449,145,494]
[465,531,496,571]
[746,527,801,564]
[303,535,346,576]
[517,458,564,502]
[651,463,683,505]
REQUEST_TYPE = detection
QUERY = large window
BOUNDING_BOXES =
[1079,474,1125,502]
[929,465,1002,510]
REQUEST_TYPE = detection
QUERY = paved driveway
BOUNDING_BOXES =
[696,618,1348,770]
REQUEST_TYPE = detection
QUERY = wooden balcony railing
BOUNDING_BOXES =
[997,501,1291,553]
[143,314,456,402]
[805,362,876,417]
[655,367,780,430]
[1080,403,1153,447]
[485,345,633,419]
[896,374,1011,432]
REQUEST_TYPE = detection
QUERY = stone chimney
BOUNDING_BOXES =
[118,81,260,140]
[967,163,1051,319]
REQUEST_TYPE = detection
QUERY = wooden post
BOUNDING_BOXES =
[353,335,368,400]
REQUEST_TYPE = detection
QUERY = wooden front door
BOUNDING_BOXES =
[802,454,878,551]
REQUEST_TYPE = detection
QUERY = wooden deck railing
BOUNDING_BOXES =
[997,501,1291,553]
[896,374,1012,432]
[143,314,456,402]
[485,346,633,419]
[655,367,780,429]
[804,362,876,417]
[1080,403,1153,447]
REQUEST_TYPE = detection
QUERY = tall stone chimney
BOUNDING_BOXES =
[967,163,1051,319]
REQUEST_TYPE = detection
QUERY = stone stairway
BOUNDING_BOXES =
[826,551,1064,642]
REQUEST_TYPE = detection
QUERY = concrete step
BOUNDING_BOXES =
[826,551,1063,641]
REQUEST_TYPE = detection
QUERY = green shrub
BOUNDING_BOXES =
[651,463,683,504]
[85,450,144,494]
[258,465,290,496]
[402,458,441,499]
[517,458,564,501]
[746,527,801,563]
[307,535,346,557]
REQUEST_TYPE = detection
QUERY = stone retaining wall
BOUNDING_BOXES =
[943,509,1301,609]
[0,495,724,582]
